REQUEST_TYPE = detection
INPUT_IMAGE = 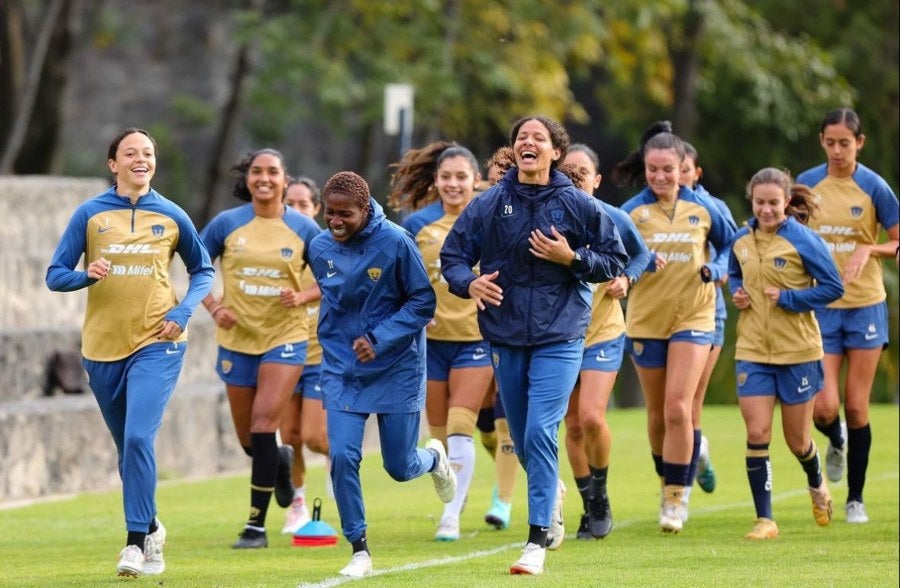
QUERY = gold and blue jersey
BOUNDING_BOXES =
[728,217,843,364]
[621,186,736,339]
[200,203,321,355]
[403,201,482,342]
[46,187,214,361]
[797,163,899,309]
[299,264,322,365]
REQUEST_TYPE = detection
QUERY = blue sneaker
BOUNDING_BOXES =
[484,488,512,530]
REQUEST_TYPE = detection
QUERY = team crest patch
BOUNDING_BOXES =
[632,342,644,356]
[492,352,500,367]
[850,206,863,218]
[281,248,293,260]
[773,257,787,270]
[151,224,165,237]
[688,215,699,226]
[221,360,233,374]
[367,268,382,281]
[638,208,650,223]
[550,208,564,223]
[737,372,748,387]
[739,246,749,260]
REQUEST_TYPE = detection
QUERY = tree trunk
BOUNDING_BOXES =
[668,0,705,140]
[0,1,27,150]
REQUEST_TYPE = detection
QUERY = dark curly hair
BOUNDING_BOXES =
[508,116,570,171]
[323,171,371,216]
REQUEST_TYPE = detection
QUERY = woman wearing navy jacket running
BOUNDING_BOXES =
[441,116,628,575]
[729,167,844,540]
[308,171,453,579]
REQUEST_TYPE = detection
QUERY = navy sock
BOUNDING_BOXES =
[652,453,664,477]
[686,429,702,486]
[746,442,772,520]
[574,475,591,511]
[797,441,823,488]
[247,432,278,528]
[815,416,844,449]
[847,424,872,503]
[588,465,608,499]
[126,531,147,548]
[528,524,549,548]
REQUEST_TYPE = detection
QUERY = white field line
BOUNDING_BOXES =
[296,469,899,588]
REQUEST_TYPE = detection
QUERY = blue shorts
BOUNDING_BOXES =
[735,360,823,405]
[294,363,323,400]
[426,340,492,381]
[581,334,625,372]
[713,318,726,348]
[626,329,715,369]
[816,302,889,354]
[216,341,308,387]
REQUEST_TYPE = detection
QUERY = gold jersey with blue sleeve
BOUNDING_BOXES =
[796,163,900,309]
[200,203,321,355]
[299,264,322,365]
[584,282,624,346]
[403,201,482,342]
[621,186,735,339]
[728,217,844,365]
[46,187,214,361]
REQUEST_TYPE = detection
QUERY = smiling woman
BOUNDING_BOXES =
[440,116,628,575]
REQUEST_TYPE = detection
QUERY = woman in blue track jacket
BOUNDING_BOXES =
[440,116,627,576]
[307,171,453,579]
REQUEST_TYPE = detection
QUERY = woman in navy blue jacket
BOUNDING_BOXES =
[307,171,452,579]
[441,116,628,575]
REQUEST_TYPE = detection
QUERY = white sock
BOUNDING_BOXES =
[293,486,306,501]
[444,435,475,518]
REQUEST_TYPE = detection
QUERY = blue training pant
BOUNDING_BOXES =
[82,341,186,532]
[492,339,583,528]
[327,410,436,543]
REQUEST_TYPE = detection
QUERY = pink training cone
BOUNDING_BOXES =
[292,497,338,547]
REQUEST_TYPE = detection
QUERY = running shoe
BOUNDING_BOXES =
[116,544,144,577]
[808,481,833,526]
[825,421,847,483]
[509,542,545,575]
[143,518,166,574]
[576,513,591,540]
[745,517,779,540]
[659,502,684,533]
[546,479,566,550]
[339,551,373,578]
[275,445,295,508]
[484,488,512,530]
[435,515,460,541]
[426,439,457,504]
[697,435,717,493]
[845,500,869,524]
[232,527,268,549]
[587,493,613,539]
[282,495,312,535]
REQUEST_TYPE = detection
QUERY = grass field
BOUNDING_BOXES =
[1,405,897,587]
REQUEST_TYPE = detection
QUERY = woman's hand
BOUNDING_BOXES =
[157,320,183,340]
[353,336,376,363]
[468,271,503,310]
[529,226,575,266]
[87,257,111,280]
[732,286,750,310]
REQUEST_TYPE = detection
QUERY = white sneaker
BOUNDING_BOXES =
[845,500,869,524]
[143,519,166,575]
[825,421,847,483]
[659,502,684,533]
[681,486,691,523]
[282,496,312,534]
[427,439,457,504]
[509,542,546,575]
[339,551,373,578]
[116,544,144,577]
[546,479,566,550]
[435,515,460,541]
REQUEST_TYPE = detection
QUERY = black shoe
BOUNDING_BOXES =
[275,445,295,508]
[588,494,613,539]
[232,527,268,549]
[576,512,591,540]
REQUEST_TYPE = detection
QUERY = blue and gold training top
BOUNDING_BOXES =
[796,162,899,309]
[621,185,736,339]
[403,201,482,342]
[200,203,321,355]
[728,216,843,365]
[46,186,214,361]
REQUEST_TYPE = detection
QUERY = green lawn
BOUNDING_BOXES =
[2,404,897,587]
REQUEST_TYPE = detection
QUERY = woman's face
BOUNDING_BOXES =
[564,150,601,194]
[323,192,367,242]
[434,155,478,214]
[820,122,864,176]
[680,155,702,188]
[285,183,320,218]
[514,119,560,183]
[246,153,286,204]
[751,182,788,233]
[644,148,682,199]
[108,132,156,192]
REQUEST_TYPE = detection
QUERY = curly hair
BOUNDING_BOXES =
[323,171,371,216]
[485,146,515,177]
[508,116,570,171]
